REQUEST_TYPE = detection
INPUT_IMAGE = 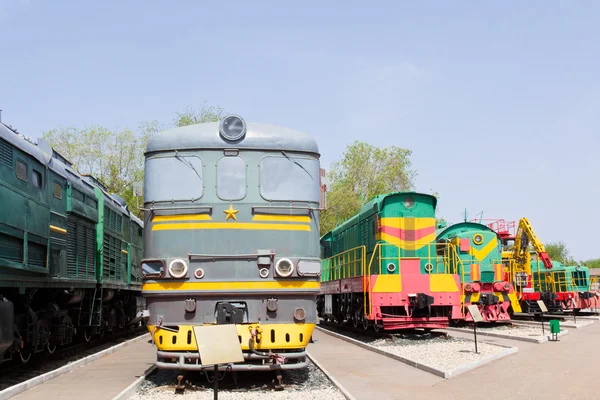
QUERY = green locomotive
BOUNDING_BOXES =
[318,192,464,331]
[531,259,596,311]
[435,222,521,322]
[0,121,144,364]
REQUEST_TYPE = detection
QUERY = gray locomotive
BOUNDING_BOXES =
[138,115,325,379]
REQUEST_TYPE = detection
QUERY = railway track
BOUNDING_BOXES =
[316,319,449,341]
[121,357,350,400]
[0,326,147,393]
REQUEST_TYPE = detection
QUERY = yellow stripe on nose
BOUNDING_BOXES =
[252,215,311,223]
[153,214,212,222]
[152,222,311,231]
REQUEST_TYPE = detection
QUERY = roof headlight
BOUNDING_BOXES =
[219,114,246,141]
[169,258,188,278]
[275,258,294,277]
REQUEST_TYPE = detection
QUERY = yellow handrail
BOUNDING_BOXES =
[321,245,367,282]
[361,242,465,318]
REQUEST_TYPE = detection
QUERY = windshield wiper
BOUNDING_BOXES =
[174,150,202,181]
[174,151,203,202]
[281,151,314,181]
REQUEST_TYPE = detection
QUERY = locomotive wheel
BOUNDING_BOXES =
[19,348,32,364]
[83,329,93,343]
[352,313,359,328]
[362,316,369,330]
[373,323,380,332]
[46,342,57,354]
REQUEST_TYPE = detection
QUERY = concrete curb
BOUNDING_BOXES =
[306,352,357,400]
[112,364,157,400]
[444,346,518,378]
[0,333,150,400]
[512,319,595,329]
[314,326,516,379]
[444,330,519,350]
[445,327,569,344]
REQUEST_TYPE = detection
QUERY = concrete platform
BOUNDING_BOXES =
[8,334,155,400]
[306,330,443,400]
[309,323,600,400]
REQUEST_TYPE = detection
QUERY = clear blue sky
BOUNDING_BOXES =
[1,1,598,260]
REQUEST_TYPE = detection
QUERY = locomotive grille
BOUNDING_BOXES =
[0,138,12,167]
[102,234,123,280]
[27,239,47,268]
[66,216,96,277]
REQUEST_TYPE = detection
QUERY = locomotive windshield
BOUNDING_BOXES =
[217,156,246,200]
[260,154,319,202]
[144,155,204,202]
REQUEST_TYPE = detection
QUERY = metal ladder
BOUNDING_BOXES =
[79,287,103,326]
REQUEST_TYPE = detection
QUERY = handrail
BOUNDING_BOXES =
[321,245,366,282]
[361,242,466,318]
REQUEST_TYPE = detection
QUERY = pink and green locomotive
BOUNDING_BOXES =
[318,192,463,331]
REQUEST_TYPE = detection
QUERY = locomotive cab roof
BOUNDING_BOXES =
[436,221,498,239]
[145,116,320,156]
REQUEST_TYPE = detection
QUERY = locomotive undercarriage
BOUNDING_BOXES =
[462,291,512,322]
[317,292,452,331]
[146,294,316,372]
[0,287,145,364]
[519,292,563,314]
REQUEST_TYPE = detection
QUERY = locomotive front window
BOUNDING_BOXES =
[217,156,246,200]
[259,155,320,202]
[145,155,204,202]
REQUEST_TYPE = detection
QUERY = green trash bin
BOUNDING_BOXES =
[549,319,560,341]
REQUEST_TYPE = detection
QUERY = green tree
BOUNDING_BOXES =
[41,103,226,216]
[320,141,417,234]
[174,101,227,127]
[41,125,150,215]
[545,241,576,265]
[583,258,600,269]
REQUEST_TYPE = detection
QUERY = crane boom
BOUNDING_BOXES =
[513,218,553,269]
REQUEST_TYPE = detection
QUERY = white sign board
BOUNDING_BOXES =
[467,304,484,323]
[193,325,244,366]
[133,181,143,197]
[537,300,549,313]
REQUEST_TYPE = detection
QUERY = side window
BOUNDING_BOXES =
[217,156,246,200]
[53,182,63,199]
[16,160,27,181]
[32,170,42,188]
[85,196,98,209]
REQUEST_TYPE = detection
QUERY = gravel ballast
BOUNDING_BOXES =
[476,323,552,339]
[368,334,508,372]
[128,359,345,400]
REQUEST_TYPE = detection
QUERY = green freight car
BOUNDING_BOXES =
[0,121,144,365]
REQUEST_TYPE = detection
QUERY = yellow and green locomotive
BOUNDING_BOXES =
[0,121,144,364]
[436,222,521,322]
[139,115,324,373]
[318,192,463,331]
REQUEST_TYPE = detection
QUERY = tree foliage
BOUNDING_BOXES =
[174,101,227,127]
[544,241,576,265]
[320,141,417,234]
[584,258,600,269]
[41,103,226,216]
